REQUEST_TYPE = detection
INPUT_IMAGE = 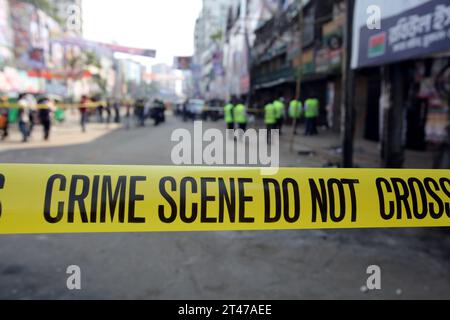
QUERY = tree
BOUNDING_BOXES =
[21,0,63,24]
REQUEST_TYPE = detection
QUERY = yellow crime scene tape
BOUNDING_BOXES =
[0,164,449,234]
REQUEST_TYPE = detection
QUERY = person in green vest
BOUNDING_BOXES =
[224,101,234,128]
[304,97,319,136]
[54,99,65,123]
[289,99,303,135]
[273,98,285,135]
[224,100,234,139]
[264,101,277,144]
[233,100,247,134]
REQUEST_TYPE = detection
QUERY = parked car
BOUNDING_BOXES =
[187,99,206,120]
[149,99,166,126]
[204,100,224,121]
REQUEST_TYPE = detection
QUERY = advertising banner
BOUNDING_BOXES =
[0,0,13,67]
[173,56,193,70]
[52,38,156,58]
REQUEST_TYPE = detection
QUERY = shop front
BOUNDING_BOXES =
[352,0,450,168]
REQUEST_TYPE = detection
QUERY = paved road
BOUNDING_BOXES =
[0,116,449,299]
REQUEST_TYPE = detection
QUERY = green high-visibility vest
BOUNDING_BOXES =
[224,103,234,124]
[55,108,65,121]
[264,103,276,125]
[8,108,18,123]
[233,104,247,124]
[304,98,319,118]
[273,100,285,119]
[289,100,302,119]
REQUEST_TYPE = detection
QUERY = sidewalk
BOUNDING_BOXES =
[0,112,122,153]
[277,124,435,169]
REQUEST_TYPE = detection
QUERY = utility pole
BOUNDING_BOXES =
[382,63,406,168]
[289,0,304,152]
[245,21,253,109]
[341,0,356,168]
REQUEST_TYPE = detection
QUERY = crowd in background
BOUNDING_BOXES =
[0,93,168,143]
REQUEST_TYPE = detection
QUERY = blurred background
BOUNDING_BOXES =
[0,0,449,299]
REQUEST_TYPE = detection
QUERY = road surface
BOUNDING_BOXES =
[0,115,449,299]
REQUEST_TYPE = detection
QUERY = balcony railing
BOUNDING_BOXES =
[252,66,296,88]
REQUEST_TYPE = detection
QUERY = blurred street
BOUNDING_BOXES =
[0,115,449,299]
[0,111,121,153]
[0,0,450,301]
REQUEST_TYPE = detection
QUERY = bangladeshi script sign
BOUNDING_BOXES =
[352,0,450,69]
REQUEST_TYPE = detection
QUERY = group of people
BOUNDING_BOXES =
[224,99,249,139]
[265,97,320,137]
[222,96,320,143]
[0,93,169,144]
[79,96,125,133]
[288,97,320,136]
[0,94,55,142]
[132,98,166,128]
[78,97,166,132]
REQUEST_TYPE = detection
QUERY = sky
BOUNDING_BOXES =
[82,0,203,68]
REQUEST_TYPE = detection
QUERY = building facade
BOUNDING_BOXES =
[351,0,450,168]
[250,0,344,129]
[193,0,236,100]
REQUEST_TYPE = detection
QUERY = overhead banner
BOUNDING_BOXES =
[0,164,449,234]
[352,0,450,69]
[173,56,192,70]
[51,38,156,58]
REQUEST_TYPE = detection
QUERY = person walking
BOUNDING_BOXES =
[289,99,303,135]
[182,100,189,122]
[113,99,121,124]
[134,99,146,127]
[233,100,247,140]
[17,93,30,142]
[0,95,9,141]
[79,95,89,133]
[37,97,53,141]
[96,102,104,123]
[124,101,132,130]
[304,97,319,136]
[224,101,234,139]
[105,98,112,125]
[264,101,277,144]
[27,95,37,138]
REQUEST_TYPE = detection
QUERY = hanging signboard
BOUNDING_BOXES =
[173,56,193,70]
[52,38,156,58]
[352,0,450,69]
